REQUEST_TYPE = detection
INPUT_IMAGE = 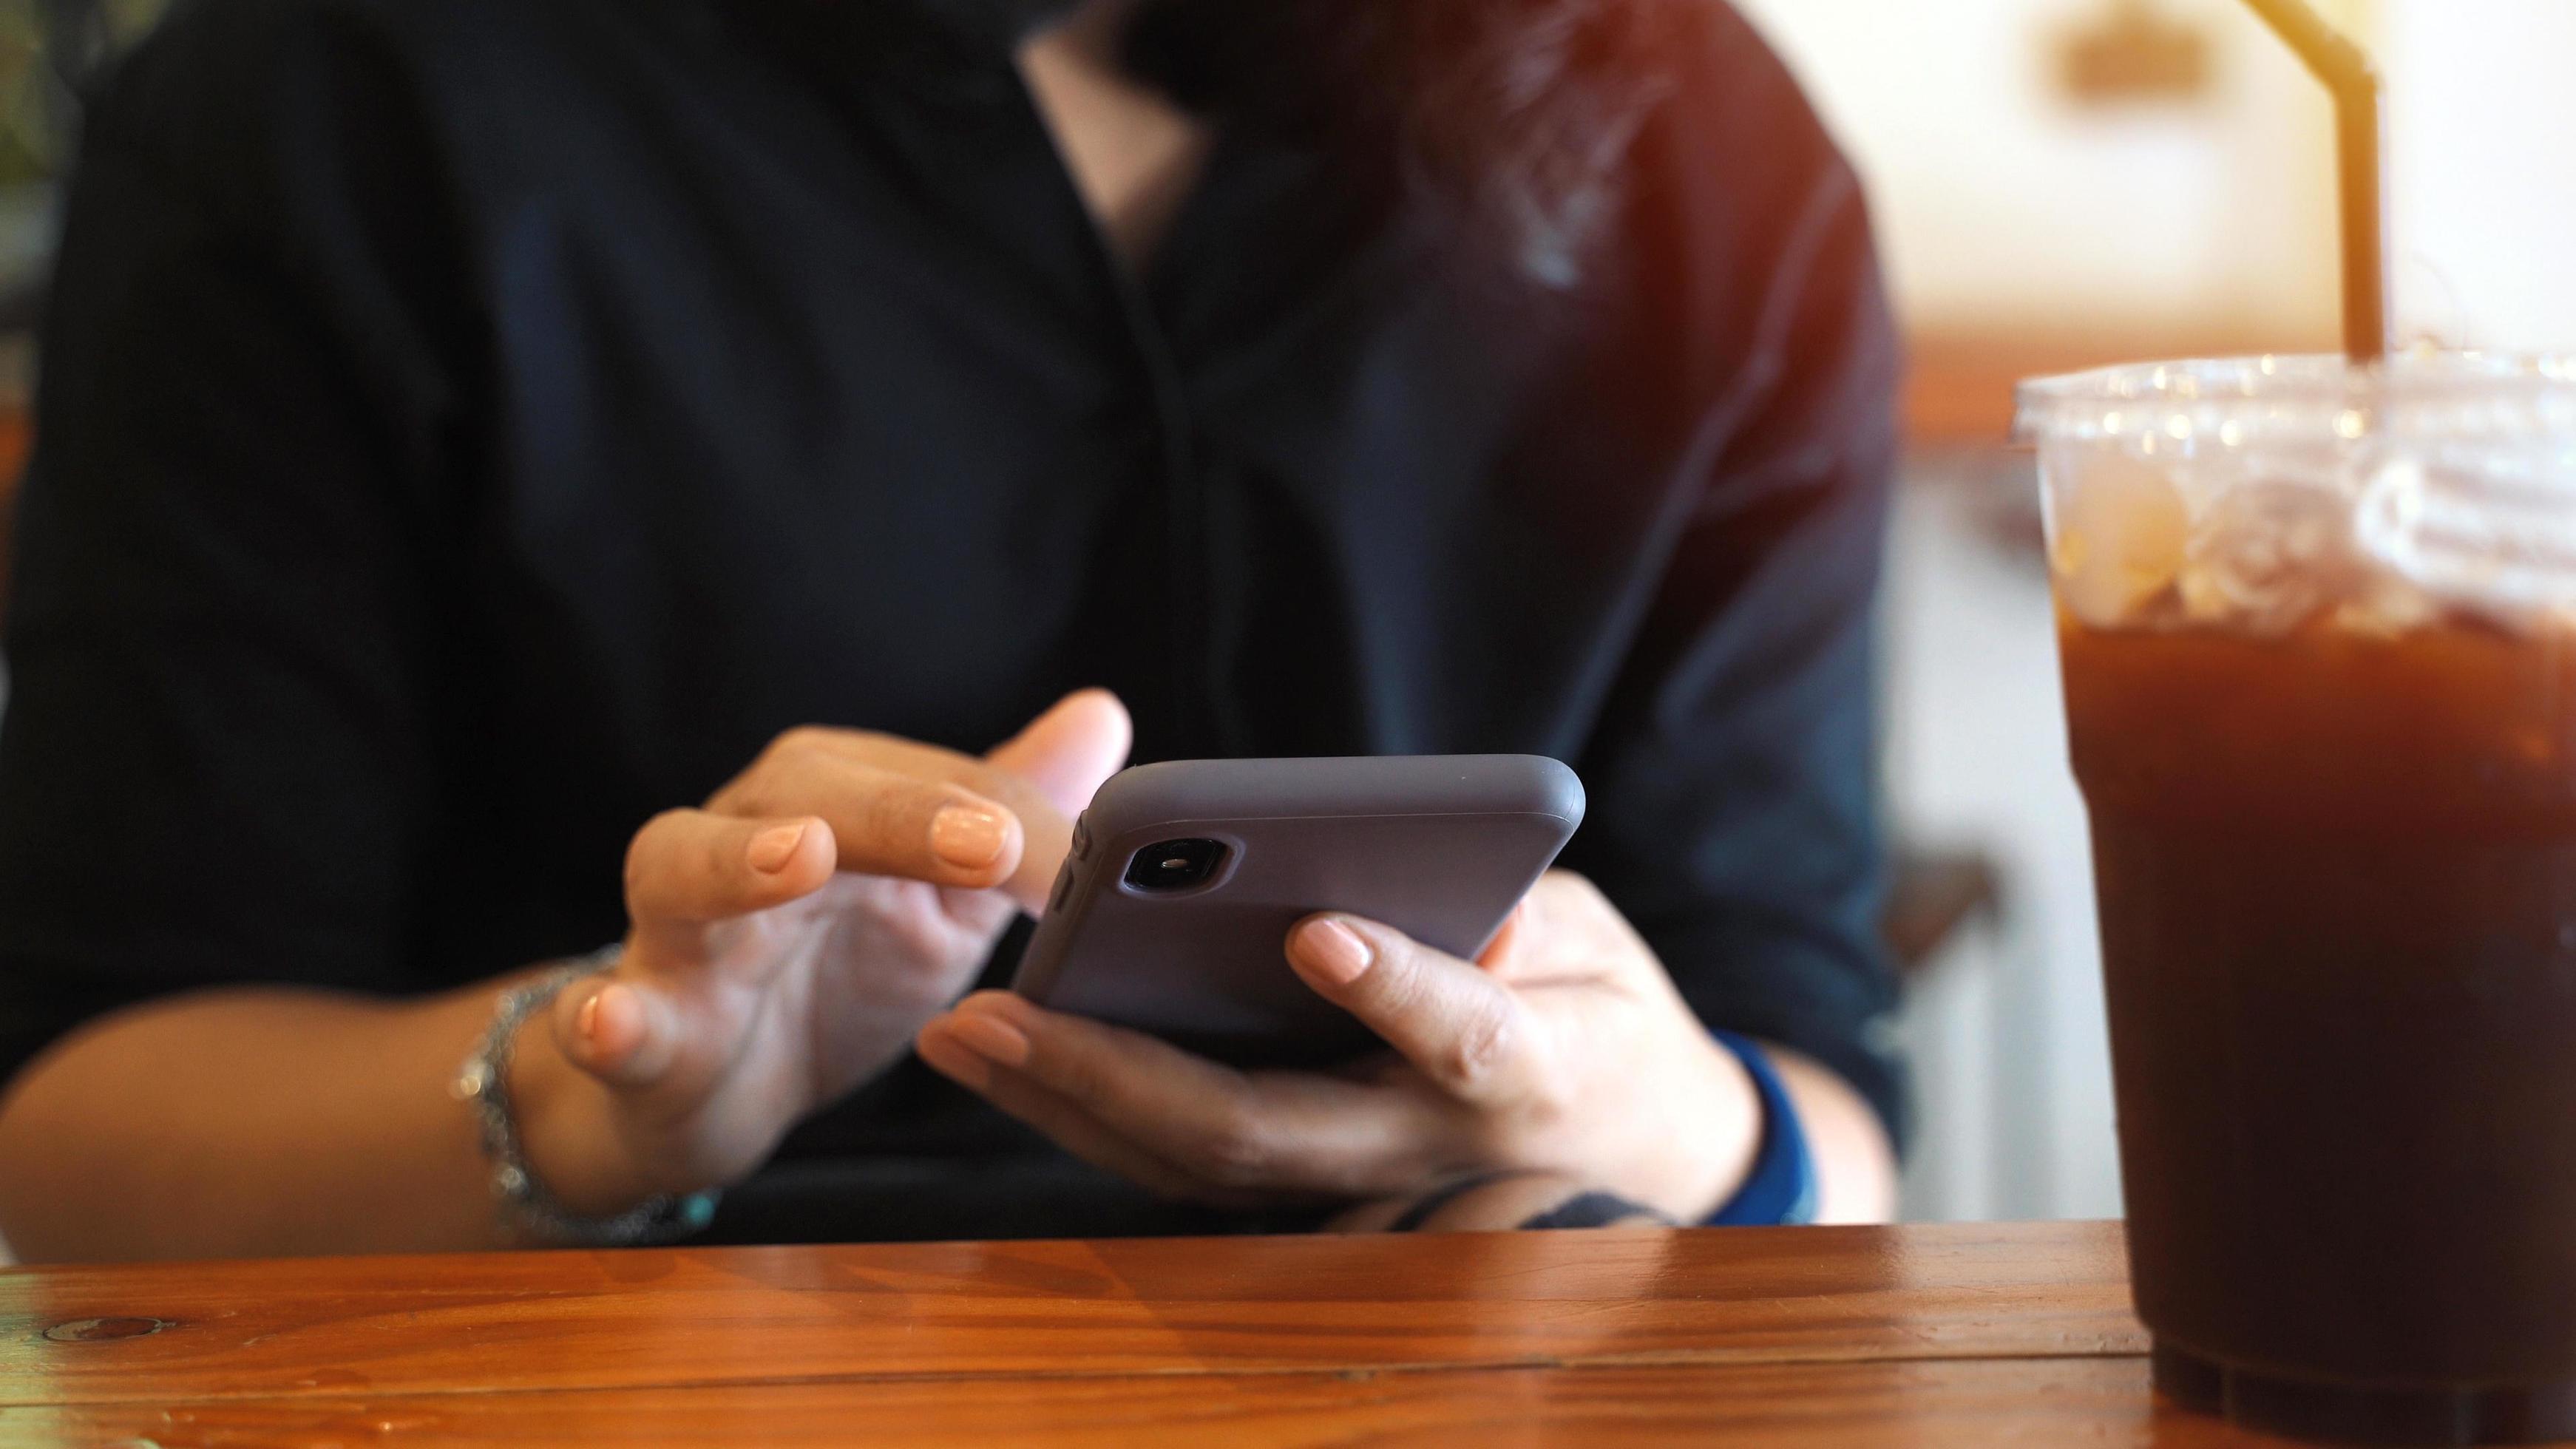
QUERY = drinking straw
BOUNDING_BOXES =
[2237,0,2391,364]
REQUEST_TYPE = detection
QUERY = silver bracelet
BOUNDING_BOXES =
[452,944,721,1247]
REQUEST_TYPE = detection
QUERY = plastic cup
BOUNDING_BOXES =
[2020,353,2576,1445]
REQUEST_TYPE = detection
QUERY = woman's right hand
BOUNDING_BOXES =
[516,690,1132,1214]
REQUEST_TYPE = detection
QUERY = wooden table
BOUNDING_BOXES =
[0,1223,2337,1445]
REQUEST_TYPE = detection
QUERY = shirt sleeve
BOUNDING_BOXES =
[1562,35,1909,1144]
[0,4,464,1084]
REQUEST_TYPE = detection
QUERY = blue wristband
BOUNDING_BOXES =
[1704,1031,1818,1226]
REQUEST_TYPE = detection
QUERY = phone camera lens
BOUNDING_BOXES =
[1124,838,1227,892]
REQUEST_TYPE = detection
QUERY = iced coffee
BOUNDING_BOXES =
[2024,354,2576,1444]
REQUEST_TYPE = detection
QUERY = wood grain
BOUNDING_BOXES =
[0,1358,2322,1448]
[0,1224,2141,1407]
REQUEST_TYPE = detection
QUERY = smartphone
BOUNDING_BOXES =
[1010,755,1584,1068]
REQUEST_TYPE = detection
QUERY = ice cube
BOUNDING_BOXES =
[2181,478,2355,635]
[2053,454,2189,628]
[2357,457,2576,627]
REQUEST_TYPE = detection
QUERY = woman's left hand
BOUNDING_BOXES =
[914,871,1763,1221]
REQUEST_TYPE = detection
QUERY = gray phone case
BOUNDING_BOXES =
[1010,755,1584,1066]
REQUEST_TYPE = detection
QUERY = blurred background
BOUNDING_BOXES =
[0,0,2563,1224]
[1740,0,2576,1223]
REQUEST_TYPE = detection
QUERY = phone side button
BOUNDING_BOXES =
[1047,863,1076,914]
[1070,811,1093,859]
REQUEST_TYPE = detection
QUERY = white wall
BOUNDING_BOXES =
[2383,0,2576,351]
[1882,469,2123,1223]
[1732,0,2348,340]
[1735,0,2572,353]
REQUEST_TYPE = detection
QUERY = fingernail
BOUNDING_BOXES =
[931,804,1011,869]
[575,991,603,1042]
[748,823,807,875]
[945,1011,1034,1070]
[1296,918,1373,985]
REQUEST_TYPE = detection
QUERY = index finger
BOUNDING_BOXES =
[713,744,1030,895]
[759,730,1077,908]
[1284,914,1542,1104]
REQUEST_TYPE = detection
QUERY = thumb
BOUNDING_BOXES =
[989,689,1132,818]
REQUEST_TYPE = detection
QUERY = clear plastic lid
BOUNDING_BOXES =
[2018,353,2576,442]
[2017,353,2576,631]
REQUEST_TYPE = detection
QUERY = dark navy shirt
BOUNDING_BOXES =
[0,0,1906,1233]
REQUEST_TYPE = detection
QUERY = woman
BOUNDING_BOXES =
[0,0,1903,1260]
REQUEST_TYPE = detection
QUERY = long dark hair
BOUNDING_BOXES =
[975,0,1668,291]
